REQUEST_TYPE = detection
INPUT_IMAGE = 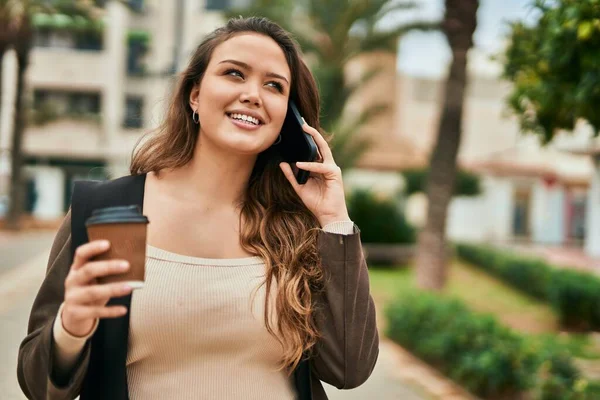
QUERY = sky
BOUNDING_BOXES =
[389,0,539,77]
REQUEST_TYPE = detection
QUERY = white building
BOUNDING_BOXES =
[343,48,594,250]
[0,0,252,220]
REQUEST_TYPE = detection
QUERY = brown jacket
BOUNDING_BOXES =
[17,179,378,400]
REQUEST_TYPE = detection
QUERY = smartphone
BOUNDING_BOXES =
[278,101,318,184]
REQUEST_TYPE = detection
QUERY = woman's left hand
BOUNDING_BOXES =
[279,121,351,228]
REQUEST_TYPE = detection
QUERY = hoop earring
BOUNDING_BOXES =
[273,134,282,145]
[192,110,199,124]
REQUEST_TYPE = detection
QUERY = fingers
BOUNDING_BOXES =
[72,240,111,270]
[65,282,133,305]
[66,259,129,288]
[302,122,333,163]
[66,304,128,320]
[295,161,341,177]
[279,162,300,191]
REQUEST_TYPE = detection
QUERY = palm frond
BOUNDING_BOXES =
[329,102,388,168]
[357,20,441,54]
[329,120,373,169]
[374,0,418,21]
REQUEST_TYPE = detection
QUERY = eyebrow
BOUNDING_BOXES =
[218,59,290,85]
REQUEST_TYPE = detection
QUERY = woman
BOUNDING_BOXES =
[17,17,378,400]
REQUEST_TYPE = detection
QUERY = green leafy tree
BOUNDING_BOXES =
[402,168,481,197]
[1,0,101,230]
[415,0,479,290]
[229,0,438,168]
[503,0,600,143]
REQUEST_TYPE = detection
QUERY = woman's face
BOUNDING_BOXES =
[191,33,292,155]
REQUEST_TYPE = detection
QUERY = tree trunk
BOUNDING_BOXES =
[6,40,31,230]
[0,48,5,207]
[0,49,4,114]
[416,0,478,290]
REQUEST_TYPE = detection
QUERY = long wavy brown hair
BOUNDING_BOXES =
[130,17,325,373]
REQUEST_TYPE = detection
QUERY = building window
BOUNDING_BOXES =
[205,0,229,10]
[33,90,101,125]
[128,0,145,13]
[127,30,150,75]
[32,13,103,50]
[34,29,102,50]
[124,96,144,128]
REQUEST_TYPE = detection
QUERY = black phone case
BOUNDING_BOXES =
[278,101,318,184]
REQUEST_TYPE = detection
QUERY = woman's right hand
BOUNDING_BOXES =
[61,240,133,337]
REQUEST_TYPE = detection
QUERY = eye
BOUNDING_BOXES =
[266,81,284,93]
[225,68,244,79]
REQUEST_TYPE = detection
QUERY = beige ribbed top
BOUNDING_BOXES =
[123,245,295,400]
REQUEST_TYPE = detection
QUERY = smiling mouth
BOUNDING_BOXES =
[226,112,263,126]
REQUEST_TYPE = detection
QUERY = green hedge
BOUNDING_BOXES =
[456,244,551,300]
[547,269,600,331]
[347,189,416,244]
[386,292,538,398]
[386,292,596,399]
[456,244,600,332]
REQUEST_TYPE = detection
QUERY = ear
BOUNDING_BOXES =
[189,84,200,112]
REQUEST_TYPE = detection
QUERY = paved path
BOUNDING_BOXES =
[324,340,428,400]
[0,234,428,399]
[0,231,56,275]
[0,246,51,399]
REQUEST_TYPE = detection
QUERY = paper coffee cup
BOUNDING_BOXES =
[86,205,149,289]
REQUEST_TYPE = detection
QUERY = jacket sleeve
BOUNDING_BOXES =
[310,228,379,389]
[17,211,92,400]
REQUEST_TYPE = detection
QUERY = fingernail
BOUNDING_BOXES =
[100,240,110,248]
[119,261,130,270]
[122,285,133,292]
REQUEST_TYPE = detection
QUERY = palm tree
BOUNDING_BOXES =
[2,0,100,230]
[416,0,479,290]
[229,0,438,168]
[0,1,16,120]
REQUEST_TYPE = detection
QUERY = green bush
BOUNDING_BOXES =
[386,291,538,398]
[402,168,481,197]
[347,189,416,244]
[456,243,600,331]
[547,269,600,331]
[386,291,598,399]
[456,244,551,300]
[531,337,593,400]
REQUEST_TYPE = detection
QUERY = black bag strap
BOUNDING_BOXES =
[70,174,146,252]
[71,174,146,400]
[294,358,312,400]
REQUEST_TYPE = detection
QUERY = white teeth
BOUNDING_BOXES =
[230,113,260,125]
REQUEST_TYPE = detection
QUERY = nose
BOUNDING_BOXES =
[239,84,262,107]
